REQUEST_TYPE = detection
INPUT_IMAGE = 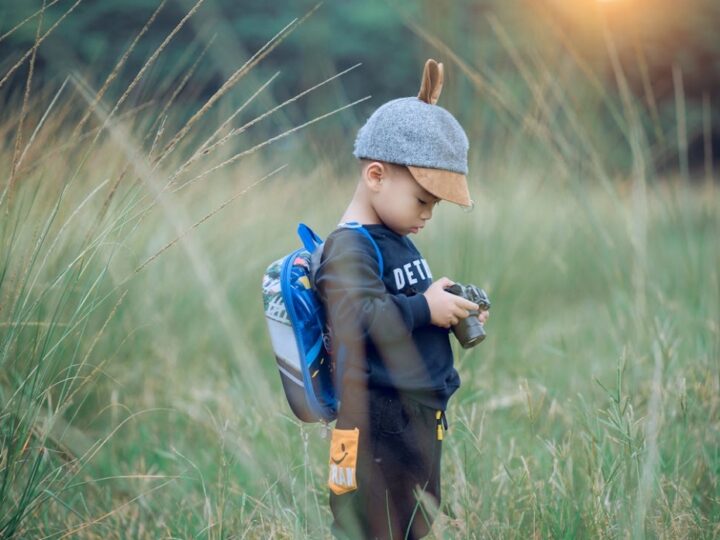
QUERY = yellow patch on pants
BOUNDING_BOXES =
[328,427,359,495]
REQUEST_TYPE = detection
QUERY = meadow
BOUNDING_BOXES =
[1,3,719,538]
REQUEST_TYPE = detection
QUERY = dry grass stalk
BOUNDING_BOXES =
[486,14,571,174]
[134,164,287,274]
[72,0,168,138]
[0,0,83,92]
[89,0,207,150]
[145,34,217,152]
[4,0,45,213]
[531,3,626,131]
[702,92,714,192]
[54,478,176,539]
[185,70,281,165]
[202,62,361,157]
[10,177,111,329]
[168,62,361,186]
[0,0,62,44]
[154,1,323,169]
[73,1,208,266]
[149,115,167,157]
[172,95,370,194]
[633,40,664,144]
[672,63,689,181]
[15,77,69,172]
[398,12,518,124]
[95,68,365,246]
[21,102,154,175]
[77,164,133,275]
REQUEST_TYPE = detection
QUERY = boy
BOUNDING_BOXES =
[313,59,489,539]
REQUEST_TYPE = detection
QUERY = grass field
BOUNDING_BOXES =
[1,123,718,537]
[1,5,719,538]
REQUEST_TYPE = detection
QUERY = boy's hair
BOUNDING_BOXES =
[357,158,406,176]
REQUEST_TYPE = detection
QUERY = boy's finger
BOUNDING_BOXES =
[458,299,479,311]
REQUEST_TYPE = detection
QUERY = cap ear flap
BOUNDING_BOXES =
[417,59,444,105]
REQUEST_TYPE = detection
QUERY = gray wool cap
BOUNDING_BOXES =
[353,96,469,175]
[352,59,472,207]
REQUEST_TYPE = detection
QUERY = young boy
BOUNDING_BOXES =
[313,59,489,539]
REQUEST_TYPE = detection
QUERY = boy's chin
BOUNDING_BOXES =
[384,222,421,236]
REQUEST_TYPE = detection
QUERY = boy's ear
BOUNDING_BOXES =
[417,59,444,105]
[363,161,384,191]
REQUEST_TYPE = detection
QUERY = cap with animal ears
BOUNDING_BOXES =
[353,58,472,207]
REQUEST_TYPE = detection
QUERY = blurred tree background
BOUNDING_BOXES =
[1,0,718,180]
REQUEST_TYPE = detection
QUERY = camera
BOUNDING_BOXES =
[443,283,491,349]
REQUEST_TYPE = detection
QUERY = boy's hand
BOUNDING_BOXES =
[423,277,480,329]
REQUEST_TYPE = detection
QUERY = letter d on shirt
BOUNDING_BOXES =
[393,268,406,290]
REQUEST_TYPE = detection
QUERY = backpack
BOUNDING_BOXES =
[261,221,383,423]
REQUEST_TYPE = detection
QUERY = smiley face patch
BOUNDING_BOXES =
[328,427,359,495]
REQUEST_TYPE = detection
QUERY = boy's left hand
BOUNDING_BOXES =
[477,310,490,325]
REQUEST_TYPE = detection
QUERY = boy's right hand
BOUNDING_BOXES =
[423,277,480,329]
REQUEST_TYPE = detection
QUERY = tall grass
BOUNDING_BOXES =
[1,1,719,538]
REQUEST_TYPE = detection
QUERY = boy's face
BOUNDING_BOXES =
[365,161,441,236]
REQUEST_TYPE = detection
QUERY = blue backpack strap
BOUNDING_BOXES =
[297,223,324,253]
[338,221,384,277]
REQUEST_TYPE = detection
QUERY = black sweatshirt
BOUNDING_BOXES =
[313,223,460,411]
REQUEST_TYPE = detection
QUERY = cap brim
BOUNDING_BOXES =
[407,165,472,207]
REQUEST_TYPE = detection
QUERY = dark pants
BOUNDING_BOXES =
[329,385,444,540]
